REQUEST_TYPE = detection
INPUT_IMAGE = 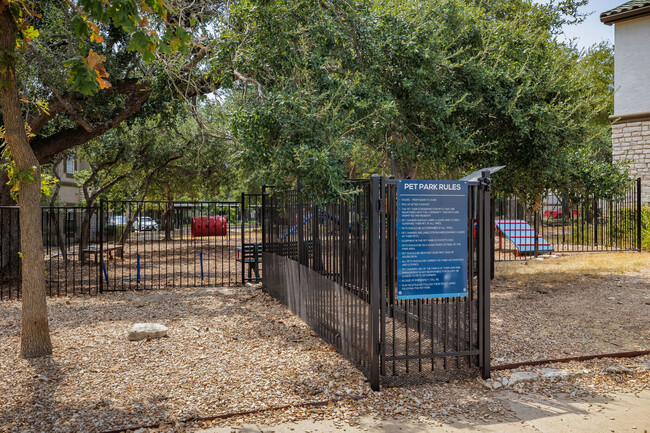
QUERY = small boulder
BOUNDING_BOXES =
[541,368,588,380]
[479,378,502,390]
[128,323,168,341]
[509,371,537,385]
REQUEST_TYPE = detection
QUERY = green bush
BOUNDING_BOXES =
[609,205,650,250]
[642,205,650,251]
[105,224,127,241]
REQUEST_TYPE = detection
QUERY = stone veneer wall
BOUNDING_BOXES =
[611,120,650,204]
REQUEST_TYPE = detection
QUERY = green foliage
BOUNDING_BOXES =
[105,223,127,241]
[78,101,236,202]
[1,148,57,202]
[642,206,650,252]
[63,57,99,96]
[225,0,625,201]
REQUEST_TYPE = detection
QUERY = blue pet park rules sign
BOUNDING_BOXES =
[396,180,468,300]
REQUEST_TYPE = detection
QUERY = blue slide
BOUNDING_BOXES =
[494,219,553,254]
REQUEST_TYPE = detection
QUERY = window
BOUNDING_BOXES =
[65,154,75,174]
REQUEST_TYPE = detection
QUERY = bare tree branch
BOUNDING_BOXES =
[234,70,267,101]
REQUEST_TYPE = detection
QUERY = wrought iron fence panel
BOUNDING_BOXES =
[492,179,642,261]
[0,199,260,300]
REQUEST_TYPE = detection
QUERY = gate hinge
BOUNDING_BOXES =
[377,341,384,355]
[376,198,382,212]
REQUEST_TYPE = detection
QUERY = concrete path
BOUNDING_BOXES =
[203,390,650,433]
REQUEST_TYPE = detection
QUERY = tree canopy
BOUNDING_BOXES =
[224,0,625,201]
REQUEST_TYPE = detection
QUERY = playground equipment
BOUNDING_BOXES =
[494,219,553,255]
[190,216,227,237]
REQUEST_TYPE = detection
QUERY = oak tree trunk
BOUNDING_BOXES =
[0,7,52,358]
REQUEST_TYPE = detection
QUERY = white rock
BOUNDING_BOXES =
[128,323,168,341]
[642,360,650,370]
[541,368,588,380]
[509,372,537,384]
[479,378,499,390]
[605,365,632,374]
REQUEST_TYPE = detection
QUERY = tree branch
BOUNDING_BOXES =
[234,70,267,101]
[27,78,152,138]
[31,88,152,164]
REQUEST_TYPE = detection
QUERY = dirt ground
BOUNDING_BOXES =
[0,252,648,433]
[491,252,650,363]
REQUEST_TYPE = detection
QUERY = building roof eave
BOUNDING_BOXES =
[601,3,650,25]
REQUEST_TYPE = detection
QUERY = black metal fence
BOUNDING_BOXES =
[0,206,20,300]
[263,181,376,382]
[493,178,642,261]
[0,199,262,300]
[262,175,493,390]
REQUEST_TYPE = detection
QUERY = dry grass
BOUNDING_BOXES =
[495,252,650,283]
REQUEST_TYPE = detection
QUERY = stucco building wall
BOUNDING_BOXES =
[613,15,650,116]
[53,157,91,205]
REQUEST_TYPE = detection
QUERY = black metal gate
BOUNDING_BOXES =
[241,193,264,284]
[375,176,491,387]
[262,174,492,390]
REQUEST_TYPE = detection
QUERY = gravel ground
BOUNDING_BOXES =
[0,252,648,433]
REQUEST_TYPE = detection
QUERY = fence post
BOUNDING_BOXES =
[490,198,495,280]
[533,210,539,257]
[379,175,387,376]
[241,192,245,284]
[369,175,381,391]
[637,177,642,251]
[593,199,598,247]
[262,186,267,257]
[99,199,104,294]
[297,180,305,266]
[478,171,492,380]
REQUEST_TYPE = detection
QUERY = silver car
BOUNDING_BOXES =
[132,217,159,231]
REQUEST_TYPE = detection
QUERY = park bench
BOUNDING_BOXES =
[81,245,124,263]
[236,243,263,282]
